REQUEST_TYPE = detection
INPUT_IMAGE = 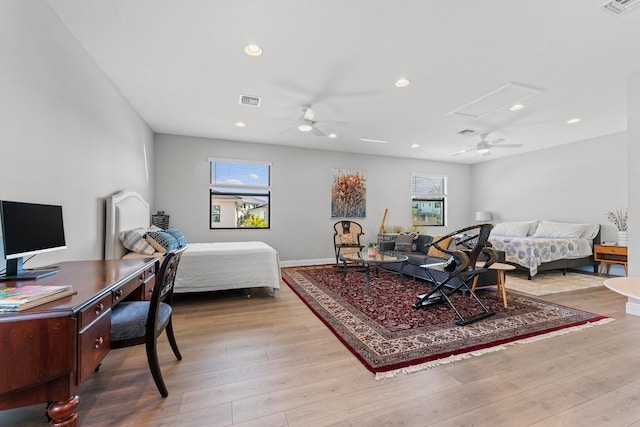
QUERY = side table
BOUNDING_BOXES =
[471,262,516,308]
[594,244,628,276]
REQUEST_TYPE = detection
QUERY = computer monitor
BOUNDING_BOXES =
[0,200,66,281]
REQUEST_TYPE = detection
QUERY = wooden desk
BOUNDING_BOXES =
[594,244,628,276]
[0,258,158,427]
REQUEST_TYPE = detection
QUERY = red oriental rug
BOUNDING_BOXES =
[281,265,611,378]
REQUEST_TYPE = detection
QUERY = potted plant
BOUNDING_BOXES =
[607,207,628,246]
[367,242,378,257]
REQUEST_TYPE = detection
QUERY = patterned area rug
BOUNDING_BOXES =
[282,265,610,378]
[506,270,606,296]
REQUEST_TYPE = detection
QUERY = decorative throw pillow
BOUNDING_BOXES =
[394,232,418,252]
[119,228,155,255]
[427,235,453,258]
[340,233,355,244]
[166,226,188,247]
[146,231,179,252]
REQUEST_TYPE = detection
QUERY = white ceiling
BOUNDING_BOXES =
[46,0,640,164]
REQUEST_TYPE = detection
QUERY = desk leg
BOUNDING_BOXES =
[48,395,80,427]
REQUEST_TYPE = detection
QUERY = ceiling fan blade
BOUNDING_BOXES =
[489,138,506,145]
[317,119,348,126]
[310,126,325,136]
[279,127,295,135]
[491,143,523,148]
[453,147,478,156]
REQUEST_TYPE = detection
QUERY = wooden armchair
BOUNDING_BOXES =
[333,220,365,267]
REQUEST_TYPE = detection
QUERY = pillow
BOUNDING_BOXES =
[427,235,453,258]
[146,231,179,252]
[119,228,155,255]
[394,232,418,252]
[490,222,534,238]
[541,221,600,239]
[340,233,354,244]
[531,222,584,238]
[166,226,188,247]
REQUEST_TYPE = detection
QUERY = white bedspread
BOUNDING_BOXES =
[174,241,281,293]
[488,236,592,277]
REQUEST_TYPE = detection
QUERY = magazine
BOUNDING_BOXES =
[0,285,75,312]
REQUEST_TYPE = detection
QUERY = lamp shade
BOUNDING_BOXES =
[474,211,493,222]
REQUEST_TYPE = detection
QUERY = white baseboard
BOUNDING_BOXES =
[279,258,334,267]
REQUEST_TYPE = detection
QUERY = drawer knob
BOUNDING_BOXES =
[115,289,123,300]
[95,303,104,315]
[94,336,104,349]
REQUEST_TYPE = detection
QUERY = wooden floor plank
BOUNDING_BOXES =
[1,275,639,426]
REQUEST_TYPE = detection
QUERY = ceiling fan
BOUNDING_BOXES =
[453,133,523,156]
[279,105,348,137]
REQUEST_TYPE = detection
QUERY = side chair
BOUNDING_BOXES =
[333,220,365,267]
[110,246,185,397]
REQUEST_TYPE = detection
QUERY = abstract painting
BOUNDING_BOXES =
[331,168,366,218]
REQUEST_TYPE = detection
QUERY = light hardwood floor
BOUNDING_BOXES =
[2,273,640,426]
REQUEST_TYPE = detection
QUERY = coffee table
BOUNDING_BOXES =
[339,252,409,295]
[604,277,640,316]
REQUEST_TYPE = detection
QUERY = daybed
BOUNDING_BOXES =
[487,220,600,279]
[379,232,505,288]
[104,190,281,295]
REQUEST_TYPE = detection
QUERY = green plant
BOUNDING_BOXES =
[391,225,404,233]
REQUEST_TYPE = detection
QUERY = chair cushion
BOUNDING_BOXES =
[111,301,173,342]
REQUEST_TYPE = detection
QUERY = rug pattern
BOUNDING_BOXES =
[282,265,609,375]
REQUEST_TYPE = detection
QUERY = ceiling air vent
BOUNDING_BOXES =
[458,129,476,135]
[239,95,261,107]
[600,0,640,15]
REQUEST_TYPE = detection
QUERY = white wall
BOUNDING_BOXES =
[0,1,153,269]
[628,71,640,276]
[471,132,628,274]
[154,133,472,264]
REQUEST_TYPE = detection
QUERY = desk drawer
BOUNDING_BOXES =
[78,293,112,331]
[112,275,142,303]
[78,312,111,384]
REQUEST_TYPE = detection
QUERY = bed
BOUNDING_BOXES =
[104,190,281,295]
[487,220,600,279]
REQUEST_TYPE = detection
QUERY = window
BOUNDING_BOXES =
[209,159,271,229]
[411,174,446,226]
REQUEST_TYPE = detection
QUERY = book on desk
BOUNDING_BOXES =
[0,284,76,312]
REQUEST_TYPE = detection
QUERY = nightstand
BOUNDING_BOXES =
[594,244,628,276]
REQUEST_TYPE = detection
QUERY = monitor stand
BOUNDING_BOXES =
[0,258,59,282]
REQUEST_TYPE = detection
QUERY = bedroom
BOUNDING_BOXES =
[1,1,639,425]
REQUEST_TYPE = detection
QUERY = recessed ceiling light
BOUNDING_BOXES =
[477,147,491,154]
[395,78,411,88]
[244,44,263,57]
[359,138,388,144]
[567,117,581,124]
[328,132,337,139]
[235,121,246,128]
[411,144,420,148]
[510,104,524,111]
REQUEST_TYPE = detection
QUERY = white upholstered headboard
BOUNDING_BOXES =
[105,190,151,259]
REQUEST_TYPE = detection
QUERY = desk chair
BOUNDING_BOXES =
[413,224,498,326]
[333,220,365,267]
[110,246,185,397]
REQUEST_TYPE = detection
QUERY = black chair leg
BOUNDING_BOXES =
[165,321,182,360]
[146,340,168,398]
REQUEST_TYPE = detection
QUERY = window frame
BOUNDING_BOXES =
[209,158,271,230]
[410,174,447,227]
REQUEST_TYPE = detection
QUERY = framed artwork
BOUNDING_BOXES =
[331,168,366,218]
